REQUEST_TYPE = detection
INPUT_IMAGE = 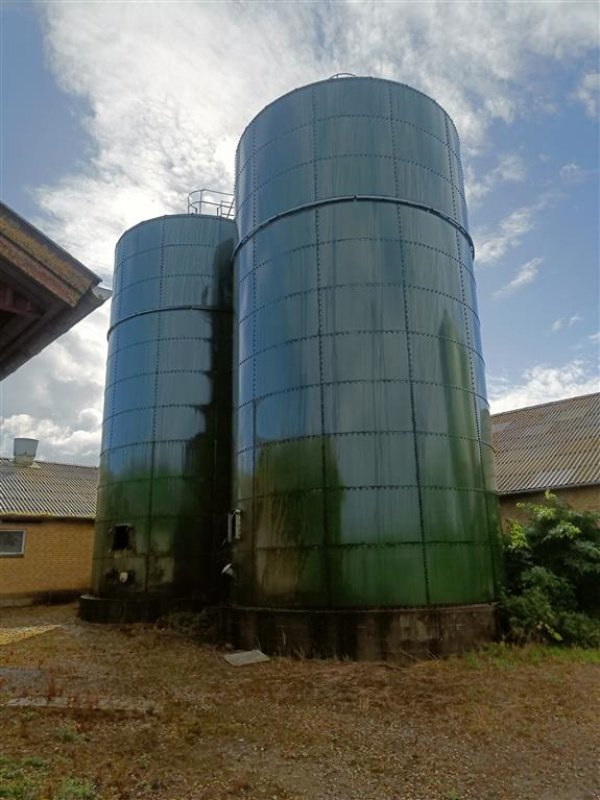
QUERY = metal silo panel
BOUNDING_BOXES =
[232,77,500,618]
[90,214,235,614]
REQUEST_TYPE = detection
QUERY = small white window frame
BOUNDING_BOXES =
[0,529,26,557]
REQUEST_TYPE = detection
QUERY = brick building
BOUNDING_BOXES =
[0,451,98,604]
[492,392,600,525]
[0,195,108,606]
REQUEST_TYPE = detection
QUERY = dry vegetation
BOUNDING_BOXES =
[0,603,599,800]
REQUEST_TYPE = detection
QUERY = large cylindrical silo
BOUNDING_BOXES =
[81,213,236,622]
[229,77,501,658]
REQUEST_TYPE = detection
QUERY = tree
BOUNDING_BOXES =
[500,492,600,646]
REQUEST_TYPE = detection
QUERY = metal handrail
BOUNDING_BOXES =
[188,189,235,219]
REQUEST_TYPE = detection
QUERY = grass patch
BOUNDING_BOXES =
[0,756,97,800]
[460,642,600,669]
[0,754,47,799]
[56,724,86,744]
[2,603,598,800]
[55,777,98,800]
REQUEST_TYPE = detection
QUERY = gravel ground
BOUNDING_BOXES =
[0,603,598,800]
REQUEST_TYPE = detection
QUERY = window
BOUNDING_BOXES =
[0,530,25,556]
[111,524,133,551]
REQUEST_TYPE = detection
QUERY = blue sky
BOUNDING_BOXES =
[0,0,598,464]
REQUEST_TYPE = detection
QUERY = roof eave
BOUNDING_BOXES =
[498,481,600,497]
[0,284,109,380]
[0,201,111,381]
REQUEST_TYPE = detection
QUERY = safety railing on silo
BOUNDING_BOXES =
[188,189,235,219]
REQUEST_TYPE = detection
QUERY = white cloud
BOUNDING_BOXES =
[551,314,583,332]
[33,1,598,270]
[341,0,598,150]
[560,162,592,183]
[0,306,109,464]
[0,414,102,465]
[78,407,103,432]
[489,359,600,413]
[4,0,599,463]
[494,257,543,298]
[476,199,549,265]
[572,72,600,117]
[465,153,527,204]
[589,332,600,344]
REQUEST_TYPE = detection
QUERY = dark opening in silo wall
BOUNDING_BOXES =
[81,214,236,622]
[229,77,501,654]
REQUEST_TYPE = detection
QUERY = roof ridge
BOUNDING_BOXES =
[0,457,98,469]
[491,391,600,418]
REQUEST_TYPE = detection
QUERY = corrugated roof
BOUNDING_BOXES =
[0,458,98,519]
[2,394,597,513]
[491,392,600,495]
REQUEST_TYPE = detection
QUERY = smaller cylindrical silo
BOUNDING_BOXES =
[80,213,235,622]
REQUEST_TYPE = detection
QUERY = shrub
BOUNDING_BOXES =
[500,492,600,647]
[155,608,219,641]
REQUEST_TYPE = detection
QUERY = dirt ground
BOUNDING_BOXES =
[0,603,598,800]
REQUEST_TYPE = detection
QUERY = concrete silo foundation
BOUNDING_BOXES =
[225,604,497,660]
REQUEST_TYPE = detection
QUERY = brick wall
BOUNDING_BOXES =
[499,485,600,527]
[0,518,94,600]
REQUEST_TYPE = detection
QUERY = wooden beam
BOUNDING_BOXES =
[0,282,41,317]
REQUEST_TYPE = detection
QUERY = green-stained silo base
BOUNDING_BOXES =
[224,604,498,661]
[78,593,204,624]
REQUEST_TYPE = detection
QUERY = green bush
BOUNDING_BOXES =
[500,492,600,647]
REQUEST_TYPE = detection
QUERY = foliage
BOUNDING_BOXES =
[156,608,219,641]
[500,492,600,647]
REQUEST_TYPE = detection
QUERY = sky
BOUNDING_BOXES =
[0,0,598,466]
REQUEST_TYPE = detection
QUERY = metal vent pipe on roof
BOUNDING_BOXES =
[13,438,38,467]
